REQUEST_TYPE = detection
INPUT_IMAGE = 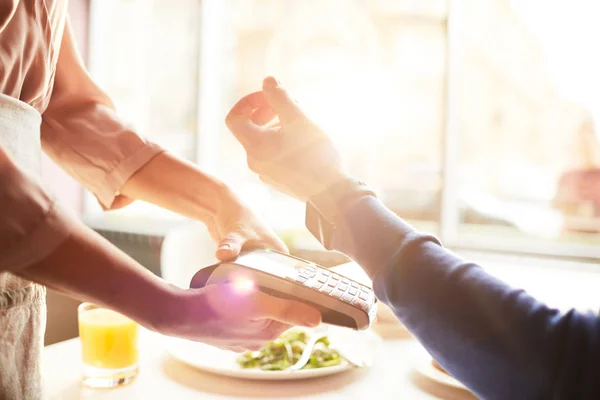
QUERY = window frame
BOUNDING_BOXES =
[85,0,600,261]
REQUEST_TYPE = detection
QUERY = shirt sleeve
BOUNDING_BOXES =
[0,149,77,272]
[333,196,600,399]
[40,20,164,210]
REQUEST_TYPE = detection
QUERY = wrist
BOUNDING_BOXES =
[191,179,234,222]
[153,285,221,341]
[316,169,349,193]
[214,184,246,217]
[144,284,190,335]
[310,176,375,220]
[301,168,349,201]
[305,177,377,250]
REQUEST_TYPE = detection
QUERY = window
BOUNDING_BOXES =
[85,0,201,218]
[212,0,447,232]
[86,0,600,259]
[447,0,600,258]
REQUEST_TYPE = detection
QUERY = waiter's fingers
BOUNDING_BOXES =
[251,291,321,328]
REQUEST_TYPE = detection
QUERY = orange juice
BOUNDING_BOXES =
[79,308,139,369]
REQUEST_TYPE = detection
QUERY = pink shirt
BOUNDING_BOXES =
[0,0,164,271]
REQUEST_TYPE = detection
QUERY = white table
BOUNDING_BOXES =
[43,256,600,400]
[42,330,475,400]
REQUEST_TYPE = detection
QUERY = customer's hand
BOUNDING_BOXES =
[161,283,321,352]
[225,76,347,202]
[205,189,288,261]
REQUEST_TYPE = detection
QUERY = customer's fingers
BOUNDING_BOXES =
[226,91,271,147]
[251,105,278,126]
[262,77,304,124]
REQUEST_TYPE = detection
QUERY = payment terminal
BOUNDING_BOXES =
[190,249,377,330]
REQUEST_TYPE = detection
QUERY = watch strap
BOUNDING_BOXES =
[305,177,376,250]
[305,201,334,250]
[309,178,376,224]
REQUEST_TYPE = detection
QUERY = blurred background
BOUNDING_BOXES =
[71,0,600,259]
[45,0,600,344]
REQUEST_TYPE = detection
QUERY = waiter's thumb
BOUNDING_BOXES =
[216,232,245,261]
[262,76,303,123]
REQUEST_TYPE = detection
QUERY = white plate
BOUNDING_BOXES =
[166,326,380,381]
[412,353,468,391]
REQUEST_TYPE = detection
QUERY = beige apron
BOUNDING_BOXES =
[0,93,46,400]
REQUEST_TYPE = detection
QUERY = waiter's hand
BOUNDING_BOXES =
[225,77,347,202]
[207,190,288,261]
[163,283,322,352]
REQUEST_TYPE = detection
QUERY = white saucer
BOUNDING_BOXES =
[412,353,468,391]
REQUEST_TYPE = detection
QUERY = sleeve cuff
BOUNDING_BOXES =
[95,143,165,210]
[0,200,78,272]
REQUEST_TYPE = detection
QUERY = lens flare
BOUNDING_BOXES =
[229,271,255,295]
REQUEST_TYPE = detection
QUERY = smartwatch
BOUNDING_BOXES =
[305,178,376,250]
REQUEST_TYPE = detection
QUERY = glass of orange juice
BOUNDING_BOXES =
[78,303,139,388]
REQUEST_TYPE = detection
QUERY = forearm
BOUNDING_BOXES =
[46,23,234,219]
[120,152,232,222]
[18,220,182,333]
[334,196,600,399]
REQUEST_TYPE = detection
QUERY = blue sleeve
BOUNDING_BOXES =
[333,196,600,400]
